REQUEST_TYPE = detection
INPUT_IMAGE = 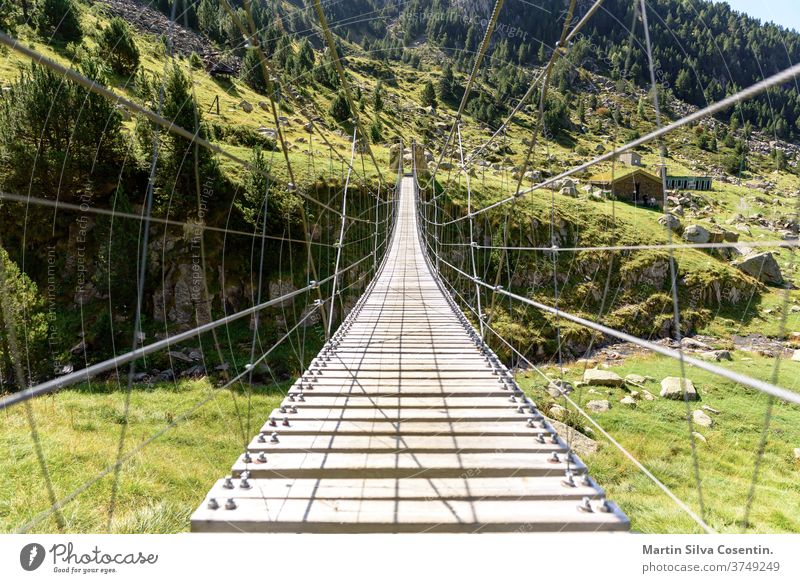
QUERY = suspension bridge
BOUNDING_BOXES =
[1,0,799,536]
[190,173,629,533]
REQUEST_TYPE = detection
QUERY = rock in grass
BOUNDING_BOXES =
[692,431,707,445]
[794,448,800,462]
[547,379,574,397]
[549,404,567,419]
[683,224,710,244]
[620,396,636,407]
[586,399,611,413]
[625,373,649,384]
[660,376,699,400]
[699,350,732,361]
[693,409,714,427]
[733,252,784,285]
[658,213,682,233]
[583,369,624,387]
[168,350,193,363]
[681,337,711,350]
[641,390,655,401]
[792,349,800,362]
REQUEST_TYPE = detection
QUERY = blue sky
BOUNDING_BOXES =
[720,0,800,33]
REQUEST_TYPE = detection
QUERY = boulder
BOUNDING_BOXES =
[658,213,682,233]
[168,351,193,363]
[559,185,578,197]
[699,350,732,362]
[660,376,699,400]
[586,399,611,413]
[158,369,175,382]
[620,396,637,407]
[583,369,624,387]
[239,100,253,113]
[641,390,655,401]
[683,224,710,244]
[733,252,784,285]
[681,337,710,350]
[549,404,567,419]
[625,374,649,385]
[692,409,714,427]
[547,379,574,397]
[692,431,707,444]
[792,349,800,362]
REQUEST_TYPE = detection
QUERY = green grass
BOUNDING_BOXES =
[519,351,800,533]
[0,379,285,533]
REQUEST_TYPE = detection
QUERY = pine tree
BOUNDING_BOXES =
[35,0,82,42]
[241,49,267,93]
[373,81,384,112]
[156,63,218,213]
[296,38,315,72]
[197,0,219,39]
[438,62,455,102]
[330,91,351,122]
[421,79,437,108]
[98,17,140,77]
[370,117,383,143]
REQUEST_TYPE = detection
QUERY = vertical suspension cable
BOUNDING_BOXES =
[458,123,485,337]
[327,127,358,338]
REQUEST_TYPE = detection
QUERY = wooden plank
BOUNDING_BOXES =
[191,498,629,533]
[278,396,531,408]
[258,419,547,436]
[267,407,532,422]
[202,476,604,500]
[246,434,565,454]
[231,451,586,479]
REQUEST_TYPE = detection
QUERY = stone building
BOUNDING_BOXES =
[588,168,664,207]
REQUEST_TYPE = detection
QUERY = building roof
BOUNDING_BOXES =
[588,167,661,184]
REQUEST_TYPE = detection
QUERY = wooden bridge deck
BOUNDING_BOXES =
[191,176,629,533]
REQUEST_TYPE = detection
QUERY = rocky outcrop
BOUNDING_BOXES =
[153,263,212,327]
